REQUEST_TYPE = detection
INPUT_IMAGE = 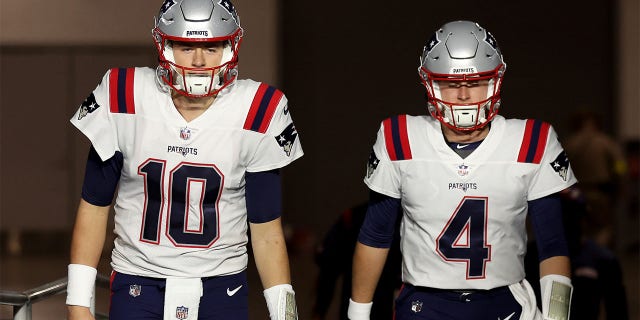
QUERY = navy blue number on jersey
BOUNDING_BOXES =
[436,197,491,279]
[138,159,223,248]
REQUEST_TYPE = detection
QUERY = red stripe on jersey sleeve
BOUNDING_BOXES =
[109,68,119,113]
[125,68,136,114]
[398,114,412,160]
[243,83,268,130]
[517,119,535,162]
[383,118,398,161]
[257,88,283,133]
[532,122,550,164]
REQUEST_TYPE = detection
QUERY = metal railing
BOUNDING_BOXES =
[0,274,110,320]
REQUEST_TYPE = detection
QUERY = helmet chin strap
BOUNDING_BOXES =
[183,73,213,95]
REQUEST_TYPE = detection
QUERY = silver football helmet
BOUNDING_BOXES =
[153,0,243,97]
[418,20,506,131]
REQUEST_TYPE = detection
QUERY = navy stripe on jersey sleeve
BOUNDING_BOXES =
[81,145,123,207]
[528,193,569,261]
[358,191,402,248]
[246,169,282,223]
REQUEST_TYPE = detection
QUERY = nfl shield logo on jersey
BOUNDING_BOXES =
[457,164,469,177]
[176,306,189,319]
[180,127,191,140]
[129,284,142,297]
[411,300,423,313]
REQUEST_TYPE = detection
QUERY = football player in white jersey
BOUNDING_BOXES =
[348,21,576,320]
[66,1,301,319]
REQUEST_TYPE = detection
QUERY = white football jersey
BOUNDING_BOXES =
[364,114,576,289]
[70,67,303,278]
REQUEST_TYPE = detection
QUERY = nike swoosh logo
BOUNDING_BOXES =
[456,144,470,149]
[499,312,516,320]
[227,285,242,296]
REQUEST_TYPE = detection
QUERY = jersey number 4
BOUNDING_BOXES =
[436,197,491,279]
[138,159,223,248]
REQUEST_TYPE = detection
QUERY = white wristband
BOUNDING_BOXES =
[540,274,572,320]
[66,264,97,308]
[347,298,372,320]
[263,284,297,320]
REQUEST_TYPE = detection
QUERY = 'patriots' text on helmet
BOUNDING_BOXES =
[153,0,243,97]
[418,20,506,131]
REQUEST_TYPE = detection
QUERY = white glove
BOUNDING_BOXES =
[263,284,297,320]
[347,298,372,320]
[540,274,573,320]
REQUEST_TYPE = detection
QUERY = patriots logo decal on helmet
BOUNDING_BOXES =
[218,0,239,23]
[424,32,440,54]
[275,123,298,156]
[160,0,176,14]
[550,151,570,181]
[484,31,498,49]
[77,93,100,120]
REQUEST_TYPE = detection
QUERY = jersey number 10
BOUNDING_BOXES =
[138,159,223,248]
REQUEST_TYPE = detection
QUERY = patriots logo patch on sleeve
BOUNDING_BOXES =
[366,150,380,178]
[275,123,298,156]
[77,93,100,120]
[550,151,570,181]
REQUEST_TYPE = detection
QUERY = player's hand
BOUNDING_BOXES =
[67,305,95,320]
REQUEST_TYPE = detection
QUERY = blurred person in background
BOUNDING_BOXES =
[525,185,629,320]
[565,111,627,248]
[312,202,401,320]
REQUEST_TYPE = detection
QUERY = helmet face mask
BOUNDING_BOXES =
[418,21,506,131]
[153,0,243,98]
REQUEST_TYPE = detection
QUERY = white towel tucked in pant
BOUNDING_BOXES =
[508,279,543,320]
[164,278,203,320]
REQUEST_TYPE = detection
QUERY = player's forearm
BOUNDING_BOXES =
[351,242,389,303]
[539,255,571,278]
[70,199,110,267]
[250,218,292,288]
